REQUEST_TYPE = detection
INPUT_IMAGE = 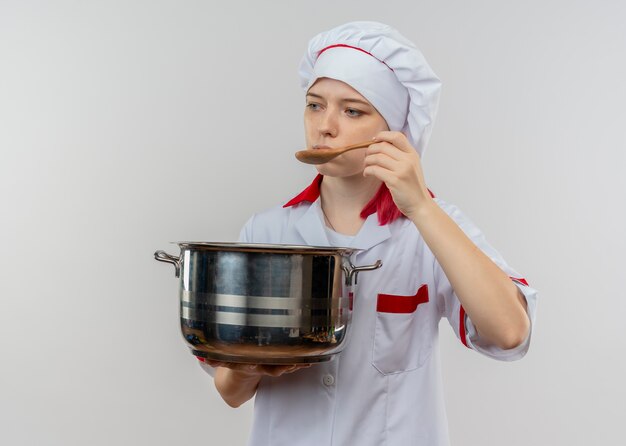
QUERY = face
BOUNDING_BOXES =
[304,77,389,178]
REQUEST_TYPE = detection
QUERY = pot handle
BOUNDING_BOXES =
[343,260,382,286]
[154,250,181,278]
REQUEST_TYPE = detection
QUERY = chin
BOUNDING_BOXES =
[315,163,364,179]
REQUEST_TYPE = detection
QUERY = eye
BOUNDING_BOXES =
[345,108,363,117]
[306,102,321,111]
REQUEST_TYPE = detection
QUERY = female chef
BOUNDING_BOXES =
[199,21,538,446]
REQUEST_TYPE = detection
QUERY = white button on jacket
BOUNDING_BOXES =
[322,374,335,386]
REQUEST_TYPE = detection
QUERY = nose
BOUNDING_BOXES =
[318,108,338,138]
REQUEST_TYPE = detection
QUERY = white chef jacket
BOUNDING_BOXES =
[201,176,538,446]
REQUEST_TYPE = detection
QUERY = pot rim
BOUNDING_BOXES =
[173,241,361,256]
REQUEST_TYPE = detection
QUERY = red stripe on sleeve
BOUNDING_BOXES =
[510,276,529,286]
[459,306,469,348]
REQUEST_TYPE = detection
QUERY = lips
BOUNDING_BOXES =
[312,144,333,150]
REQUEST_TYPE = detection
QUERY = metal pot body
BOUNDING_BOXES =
[155,243,381,364]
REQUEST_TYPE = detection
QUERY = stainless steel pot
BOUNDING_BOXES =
[155,242,381,364]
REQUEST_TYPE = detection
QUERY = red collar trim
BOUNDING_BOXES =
[283,174,323,208]
[283,174,436,218]
[283,174,378,219]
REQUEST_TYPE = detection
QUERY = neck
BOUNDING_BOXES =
[319,174,382,235]
[320,174,381,210]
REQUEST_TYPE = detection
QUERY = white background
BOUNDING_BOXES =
[1,1,625,445]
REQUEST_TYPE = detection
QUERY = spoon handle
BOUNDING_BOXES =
[339,140,375,152]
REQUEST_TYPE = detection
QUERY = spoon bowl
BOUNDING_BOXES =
[295,141,373,165]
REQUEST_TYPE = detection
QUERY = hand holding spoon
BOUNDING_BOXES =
[295,140,373,165]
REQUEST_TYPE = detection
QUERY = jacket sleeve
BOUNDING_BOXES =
[238,214,256,243]
[434,199,538,361]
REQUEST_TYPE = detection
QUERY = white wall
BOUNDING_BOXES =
[1,1,625,445]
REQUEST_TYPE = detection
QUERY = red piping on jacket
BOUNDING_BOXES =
[459,276,530,349]
[377,284,429,313]
[317,44,393,71]
[511,277,529,287]
[283,174,435,225]
[459,306,468,348]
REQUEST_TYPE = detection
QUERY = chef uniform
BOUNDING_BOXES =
[200,21,538,446]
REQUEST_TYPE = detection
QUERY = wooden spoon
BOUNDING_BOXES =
[295,140,373,165]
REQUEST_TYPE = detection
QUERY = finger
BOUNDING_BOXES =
[363,164,397,187]
[242,364,259,372]
[282,365,300,374]
[364,152,402,172]
[366,141,403,161]
[212,361,251,372]
[281,364,313,374]
[267,363,309,376]
[373,131,414,153]
[224,363,263,376]
[232,363,263,374]
[260,365,294,377]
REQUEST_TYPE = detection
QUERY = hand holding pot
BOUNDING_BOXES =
[205,359,313,407]
[204,359,312,377]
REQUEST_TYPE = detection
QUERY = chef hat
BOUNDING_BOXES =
[299,21,441,157]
